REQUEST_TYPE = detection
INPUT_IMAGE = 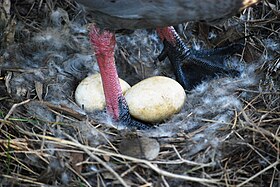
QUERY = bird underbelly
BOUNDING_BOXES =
[80,0,250,30]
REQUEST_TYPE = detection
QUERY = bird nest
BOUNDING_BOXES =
[0,0,279,186]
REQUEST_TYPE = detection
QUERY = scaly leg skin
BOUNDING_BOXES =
[89,25,150,130]
[157,26,243,90]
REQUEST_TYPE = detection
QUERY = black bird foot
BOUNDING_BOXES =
[117,96,152,130]
[158,37,243,90]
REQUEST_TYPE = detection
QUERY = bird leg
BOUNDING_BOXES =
[157,26,242,90]
[89,25,150,130]
[157,27,191,90]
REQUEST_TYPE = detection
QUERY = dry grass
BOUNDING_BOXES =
[0,0,279,186]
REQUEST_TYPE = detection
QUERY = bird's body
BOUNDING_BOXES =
[77,0,255,30]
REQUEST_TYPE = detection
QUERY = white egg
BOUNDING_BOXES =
[125,76,186,123]
[75,74,131,112]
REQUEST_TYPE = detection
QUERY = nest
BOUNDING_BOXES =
[0,0,279,186]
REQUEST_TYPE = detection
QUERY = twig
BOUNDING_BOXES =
[4,99,31,120]
[63,133,130,187]
[65,163,92,187]
[0,99,31,130]
[15,127,220,185]
[1,174,45,185]
[237,160,280,187]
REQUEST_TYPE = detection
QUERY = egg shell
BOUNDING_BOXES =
[75,74,131,112]
[125,76,186,123]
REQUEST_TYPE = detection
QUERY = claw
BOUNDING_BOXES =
[157,48,168,62]
[117,96,152,130]
[158,35,243,90]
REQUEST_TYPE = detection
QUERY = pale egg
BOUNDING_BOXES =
[75,74,131,112]
[125,76,186,123]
